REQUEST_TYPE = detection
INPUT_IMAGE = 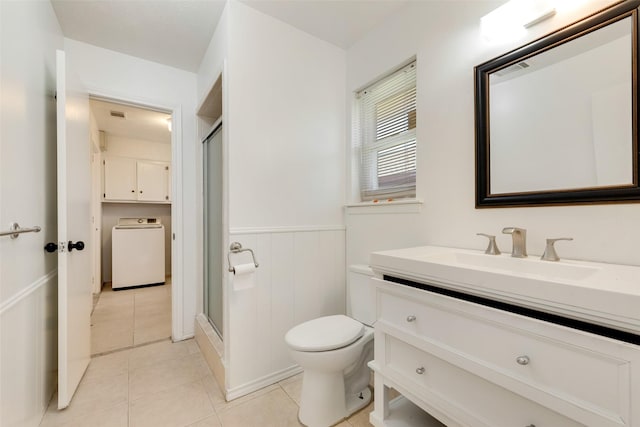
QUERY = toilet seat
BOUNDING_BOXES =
[285,314,364,352]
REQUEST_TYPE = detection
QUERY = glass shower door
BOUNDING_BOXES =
[203,125,223,337]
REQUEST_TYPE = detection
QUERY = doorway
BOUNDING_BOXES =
[89,98,174,354]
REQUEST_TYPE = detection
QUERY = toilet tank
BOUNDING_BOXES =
[348,264,376,326]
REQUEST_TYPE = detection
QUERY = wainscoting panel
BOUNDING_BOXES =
[1,271,58,427]
[226,227,345,398]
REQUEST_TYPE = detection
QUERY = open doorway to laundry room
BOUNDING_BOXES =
[89,98,174,355]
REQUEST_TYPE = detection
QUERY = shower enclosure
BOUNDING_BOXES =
[203,123,223,337]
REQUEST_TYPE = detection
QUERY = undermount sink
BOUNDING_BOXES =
[422,251,600,281]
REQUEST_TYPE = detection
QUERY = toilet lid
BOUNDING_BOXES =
[285,315,364,352]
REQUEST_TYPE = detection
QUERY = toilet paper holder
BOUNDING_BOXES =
[227,242,259,273]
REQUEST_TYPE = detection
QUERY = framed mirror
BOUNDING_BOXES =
[475,1,640,207]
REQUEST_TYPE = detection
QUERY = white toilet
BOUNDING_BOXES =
[285,265,375,427]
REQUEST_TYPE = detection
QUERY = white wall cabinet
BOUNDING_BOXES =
[103,156,170,203]
[369,278,640,427]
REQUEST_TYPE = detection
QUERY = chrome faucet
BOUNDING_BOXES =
[502,227,527,258]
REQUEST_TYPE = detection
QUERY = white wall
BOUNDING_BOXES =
[345,0,640,268]
[104,135,171,161]
[196,1,348,397]
[0,1,63,426]
[227,1,346,229]
[198,1,229,101]
[64,38,198,339]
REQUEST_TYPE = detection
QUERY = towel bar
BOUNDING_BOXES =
[0,222,41,239]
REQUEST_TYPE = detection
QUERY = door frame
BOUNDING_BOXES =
[87,90,184,341]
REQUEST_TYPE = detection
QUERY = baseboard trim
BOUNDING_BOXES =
[226,365,302,401]
[0,270,57,315]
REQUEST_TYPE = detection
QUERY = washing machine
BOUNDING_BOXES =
[112,217,165,289]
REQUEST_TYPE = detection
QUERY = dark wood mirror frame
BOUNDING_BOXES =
[475,0,640,208]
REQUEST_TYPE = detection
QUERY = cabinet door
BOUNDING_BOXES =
[103,156,136,200]
[137,161,169,202]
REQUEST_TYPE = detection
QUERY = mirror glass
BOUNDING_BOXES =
[475,2,639,207]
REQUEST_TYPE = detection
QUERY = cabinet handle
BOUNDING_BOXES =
[516,355,530,366]
[525,425,536,427]
[406,315,416,322]
[140,190,143,194]
[131,190,135,193]
[415,367,425,375]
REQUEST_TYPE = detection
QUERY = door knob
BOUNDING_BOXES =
[44,242,58,253]
[68,241,85,251]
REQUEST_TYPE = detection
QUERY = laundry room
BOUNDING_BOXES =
[89,98,174,354]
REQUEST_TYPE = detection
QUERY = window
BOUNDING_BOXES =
[356,61,416,201]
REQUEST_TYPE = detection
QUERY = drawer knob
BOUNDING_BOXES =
[415,366,425,375]
[406,315,417,322]
[516,355,530,366]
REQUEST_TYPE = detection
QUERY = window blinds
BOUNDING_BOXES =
[357,61,416,201]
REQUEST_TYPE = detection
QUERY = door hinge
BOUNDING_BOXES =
[172,233,175,241]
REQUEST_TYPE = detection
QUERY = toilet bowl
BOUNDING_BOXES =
[284,265,375,427]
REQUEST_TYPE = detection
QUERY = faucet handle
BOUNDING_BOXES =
[477,233,501,255]
[541,237,573,261]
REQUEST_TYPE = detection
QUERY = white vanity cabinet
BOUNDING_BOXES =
[369,277,640,427]
[103,156,171,203]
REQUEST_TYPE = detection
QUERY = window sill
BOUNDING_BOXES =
[345,199,423,215]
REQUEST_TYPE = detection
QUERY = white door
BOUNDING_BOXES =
[56,50,92,409]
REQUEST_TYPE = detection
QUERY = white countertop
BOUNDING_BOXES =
[370,245,640,335]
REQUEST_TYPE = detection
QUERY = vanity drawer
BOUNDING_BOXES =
[383,334,584,427]
[375,278,635,426]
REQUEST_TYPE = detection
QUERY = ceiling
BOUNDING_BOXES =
[240,0,408,49]
[90,99,172,144]
[50,0,227,72]
[50,0,408,72]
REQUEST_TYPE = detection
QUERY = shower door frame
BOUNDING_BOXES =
[202,119,225,338]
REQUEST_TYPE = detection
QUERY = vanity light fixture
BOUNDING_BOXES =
[481,0,556,42]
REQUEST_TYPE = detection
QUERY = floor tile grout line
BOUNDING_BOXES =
[91,337,172,357]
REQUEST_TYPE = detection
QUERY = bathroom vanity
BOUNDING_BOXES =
[368,246,640,427]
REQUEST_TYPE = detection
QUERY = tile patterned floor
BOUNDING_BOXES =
[91,280,172,355]
[40,338,375,427]
[43,278,376,426]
